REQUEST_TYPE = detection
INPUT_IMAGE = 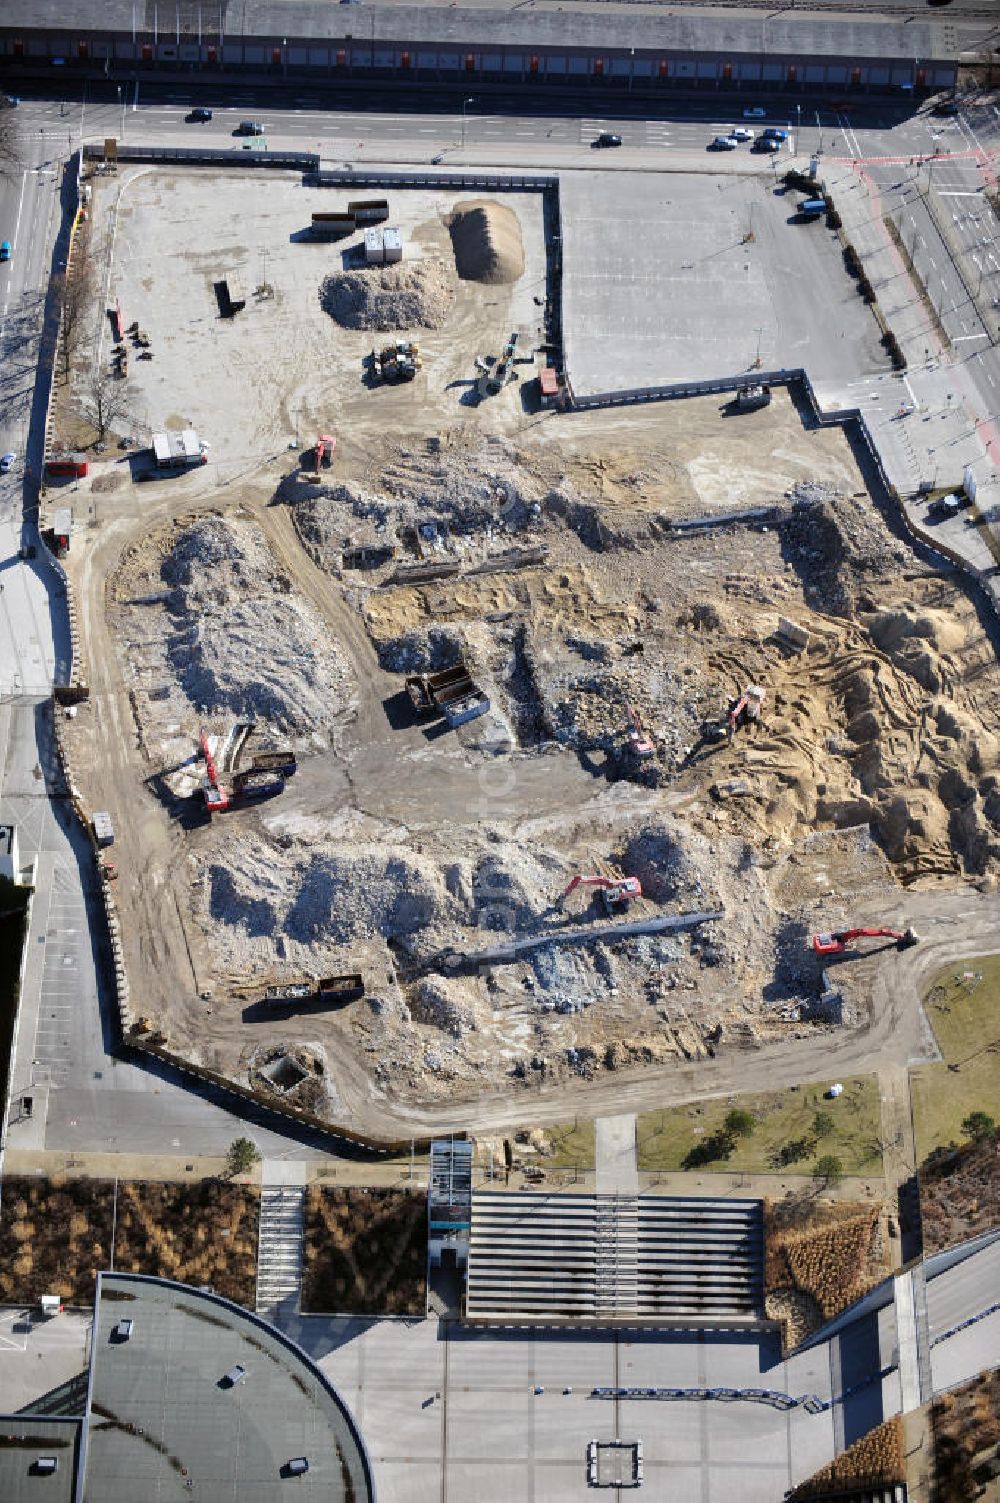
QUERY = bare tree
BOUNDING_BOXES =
[87,367,131,443]
[58,258,96,382]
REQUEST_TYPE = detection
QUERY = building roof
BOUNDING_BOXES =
[151,429,201,464]
[0,0,993,62]
[83,1274,374,1503]
[0,1418,82,1503]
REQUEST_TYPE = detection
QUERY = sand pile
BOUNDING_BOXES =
[448,200,525,284]
[319,259,455,330]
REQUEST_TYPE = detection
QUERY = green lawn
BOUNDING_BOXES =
[540,1118,597,1169]
[637,1076,883,1175]
[912,955,1000,1159]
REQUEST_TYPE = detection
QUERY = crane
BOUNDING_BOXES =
[625,702,655,760]
[558,874,643,914]
[811,926,919,957]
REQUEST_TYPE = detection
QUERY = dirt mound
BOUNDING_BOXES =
[448,199,525,284]
[159,517,355,734]
[319,259,455,330]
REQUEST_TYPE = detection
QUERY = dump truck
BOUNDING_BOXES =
[262,973,365,1008]
[405,664,491,727]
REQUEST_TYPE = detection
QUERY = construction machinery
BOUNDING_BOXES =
[198,729,296,813]
[626,702,655,760]
[313,433,336,469]
[728,684,765,737]
[199,731,229,812]
[811,926,919,957]
[367,341,422,385]
[557,874,643,915]
[405,663,490,728]
[261,973,365,1009]
[735,384,772,411]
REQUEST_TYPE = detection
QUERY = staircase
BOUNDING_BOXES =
[594,1196,639,1320]
[255,1184,305,1320]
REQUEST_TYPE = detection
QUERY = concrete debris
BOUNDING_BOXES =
[319,258,456,330]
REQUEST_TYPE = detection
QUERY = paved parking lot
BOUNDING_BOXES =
[561,166,886,397]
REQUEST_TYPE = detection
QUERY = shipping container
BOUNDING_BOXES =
[364,228,384,265]
[47,454,88,478]
[382,227,403,263]
[92,811,115,847]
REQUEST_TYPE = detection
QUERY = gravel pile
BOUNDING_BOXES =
[319,259,456,330]
[161,517,355,734]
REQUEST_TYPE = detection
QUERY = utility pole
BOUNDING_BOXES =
[461,96,475,150]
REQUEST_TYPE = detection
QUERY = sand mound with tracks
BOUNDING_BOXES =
[448,200,524,284]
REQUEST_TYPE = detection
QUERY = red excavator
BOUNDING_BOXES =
[728,684,765,738]
[811,926,919,957]
[626,702,655,760]
[200,731,229,813]
[558,874,643,915]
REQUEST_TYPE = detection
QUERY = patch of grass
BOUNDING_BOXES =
[637,1076,881,1175]
[911,956,1000,1159]
[539,1118,597,1169]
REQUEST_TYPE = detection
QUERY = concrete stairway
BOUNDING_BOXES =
[466,1192,763,1322]
[255,1184,305,1319]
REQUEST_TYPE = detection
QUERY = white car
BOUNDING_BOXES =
[0,451,15,473]
[709,135,739,151]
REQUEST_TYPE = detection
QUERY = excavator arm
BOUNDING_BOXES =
[811,926,918,957]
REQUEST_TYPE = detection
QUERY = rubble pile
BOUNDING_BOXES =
[159,517,356,734]
[319,259,456,330]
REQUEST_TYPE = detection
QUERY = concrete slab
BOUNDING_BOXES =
[594,1113,637,1195]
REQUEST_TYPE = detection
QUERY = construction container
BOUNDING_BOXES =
[364,228,384,265]
[349,198,389,225]
[222,271,245,313]
[382,227,403,263]
[92,811,115,847]
[310,210,354,239]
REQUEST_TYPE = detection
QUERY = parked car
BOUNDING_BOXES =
[0,94,19,109]
[0,241,10,261]
[753,137,782,153]
[709,135,739,151]
[0,451,16,473]
[187,107,213,123]
[730,126,755,142]
[742,106,766,118]
[236,120,265,136]
[592,132,622,148]
[762,127,788,141]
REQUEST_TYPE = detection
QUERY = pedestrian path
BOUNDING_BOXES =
[255,1160,308,1321]
[595,1113,638,1196]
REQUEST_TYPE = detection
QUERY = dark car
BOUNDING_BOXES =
[592,132,623,148]
[236,120,265,136]
[932,99,959,116]
[187,107,213,123]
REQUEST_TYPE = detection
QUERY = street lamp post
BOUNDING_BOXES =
[815,110,823,154]
[118,85,126,140]
[461,96,475,150]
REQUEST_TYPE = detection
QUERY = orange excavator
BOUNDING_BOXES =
[558,874,643,915]
[811,926,919,957]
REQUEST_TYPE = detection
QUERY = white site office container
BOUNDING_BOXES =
[382,227,402,263]
[364,228,384,265]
